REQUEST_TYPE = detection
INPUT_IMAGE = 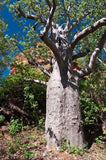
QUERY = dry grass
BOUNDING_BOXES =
[0,124,106,160]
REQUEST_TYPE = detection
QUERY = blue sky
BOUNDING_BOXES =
[1,5,21,36]
[0,5,18,77]
[0,4,34,78]
[0,4,21,77]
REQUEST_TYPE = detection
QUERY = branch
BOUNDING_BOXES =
[17,7,37,20]
[33,22,39,31]
[62,0,71,15]
[28,55,51,77]
[64,2,71,32]
[29,48,51,77]
[72,48,90,60]
[65,11,90,34]
[8,102,29,117]
[40,1,62,67]
[35,0,41,4]
[41,36,62,67]
[24,78,47,86]
[71,18,106,49]
[46,0,52,9]
[77,29,106,77]
[62,0,66,12]
[16,45,51,77]
[40,0,56,37]
[97,57,106,67]
[17,5,46,25]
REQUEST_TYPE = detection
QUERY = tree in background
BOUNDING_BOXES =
[5,0,106,148]
[0,1,10,81]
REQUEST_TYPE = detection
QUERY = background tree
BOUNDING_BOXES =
[5,0,106,148]
[0,1,10,81]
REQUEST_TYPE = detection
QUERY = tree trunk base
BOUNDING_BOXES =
[45,63,84,148]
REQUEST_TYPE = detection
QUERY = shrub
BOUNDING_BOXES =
[9,118,22,135]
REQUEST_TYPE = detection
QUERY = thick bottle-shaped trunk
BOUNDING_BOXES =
[45,62,84,148]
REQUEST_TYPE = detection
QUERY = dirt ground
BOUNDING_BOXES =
[0,123,106,160]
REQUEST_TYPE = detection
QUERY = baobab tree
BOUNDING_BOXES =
[6,0,106,148]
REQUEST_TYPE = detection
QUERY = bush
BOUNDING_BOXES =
[80,91,100,125]
[0,65,47,124]
[79,62,105,125]
[9,118,22,135]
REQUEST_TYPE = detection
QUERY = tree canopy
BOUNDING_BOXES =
[4,0,106,78]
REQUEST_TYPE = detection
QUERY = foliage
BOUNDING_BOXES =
[0,20,10,81]
[24,85,38,120]
[7,136,35,158]
[22,150,35,159]
[38,117,45,131]
[79,62,106,125]
[0,125,105,159]
[0,40,105,127]
[5,126,46,158]
[7,144,17,154]
[0,73,23,101]
[4,0,105,55]
[9,118,22,135]
[80,91,100,124]
[38,117,45,127]
[59,138,87,155]
[95,135,106,144]
[59,138,70,152]
[0,60,47,124]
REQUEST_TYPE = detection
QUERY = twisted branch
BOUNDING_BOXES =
[71,18,106,49]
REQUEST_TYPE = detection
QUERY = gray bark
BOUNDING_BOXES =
[45,62,84,148]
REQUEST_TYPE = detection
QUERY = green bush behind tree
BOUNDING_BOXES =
[0,62,47,124]
[0,46,105,126]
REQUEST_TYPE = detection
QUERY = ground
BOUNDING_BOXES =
[0,122,106,160]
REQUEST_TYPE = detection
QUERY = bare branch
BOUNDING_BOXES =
[65,11,90,34]
[24,78,47,86]
[33,22,39,31]
[16,45,51,77]
[40,36,61,67]
[17,5,46,24]
[29,48,51,77]
[97,57,106,67]
[77,29,106,77]
[35,0,41,4]
[88,29,106,69]
[64,3,71,32]
[8,102,29,117]
[17,7,37,20]
[40,0,62,67]
[72,48,90,60]
[71,18,106,49]
[29,55,51,77]
[40,0,56,37]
